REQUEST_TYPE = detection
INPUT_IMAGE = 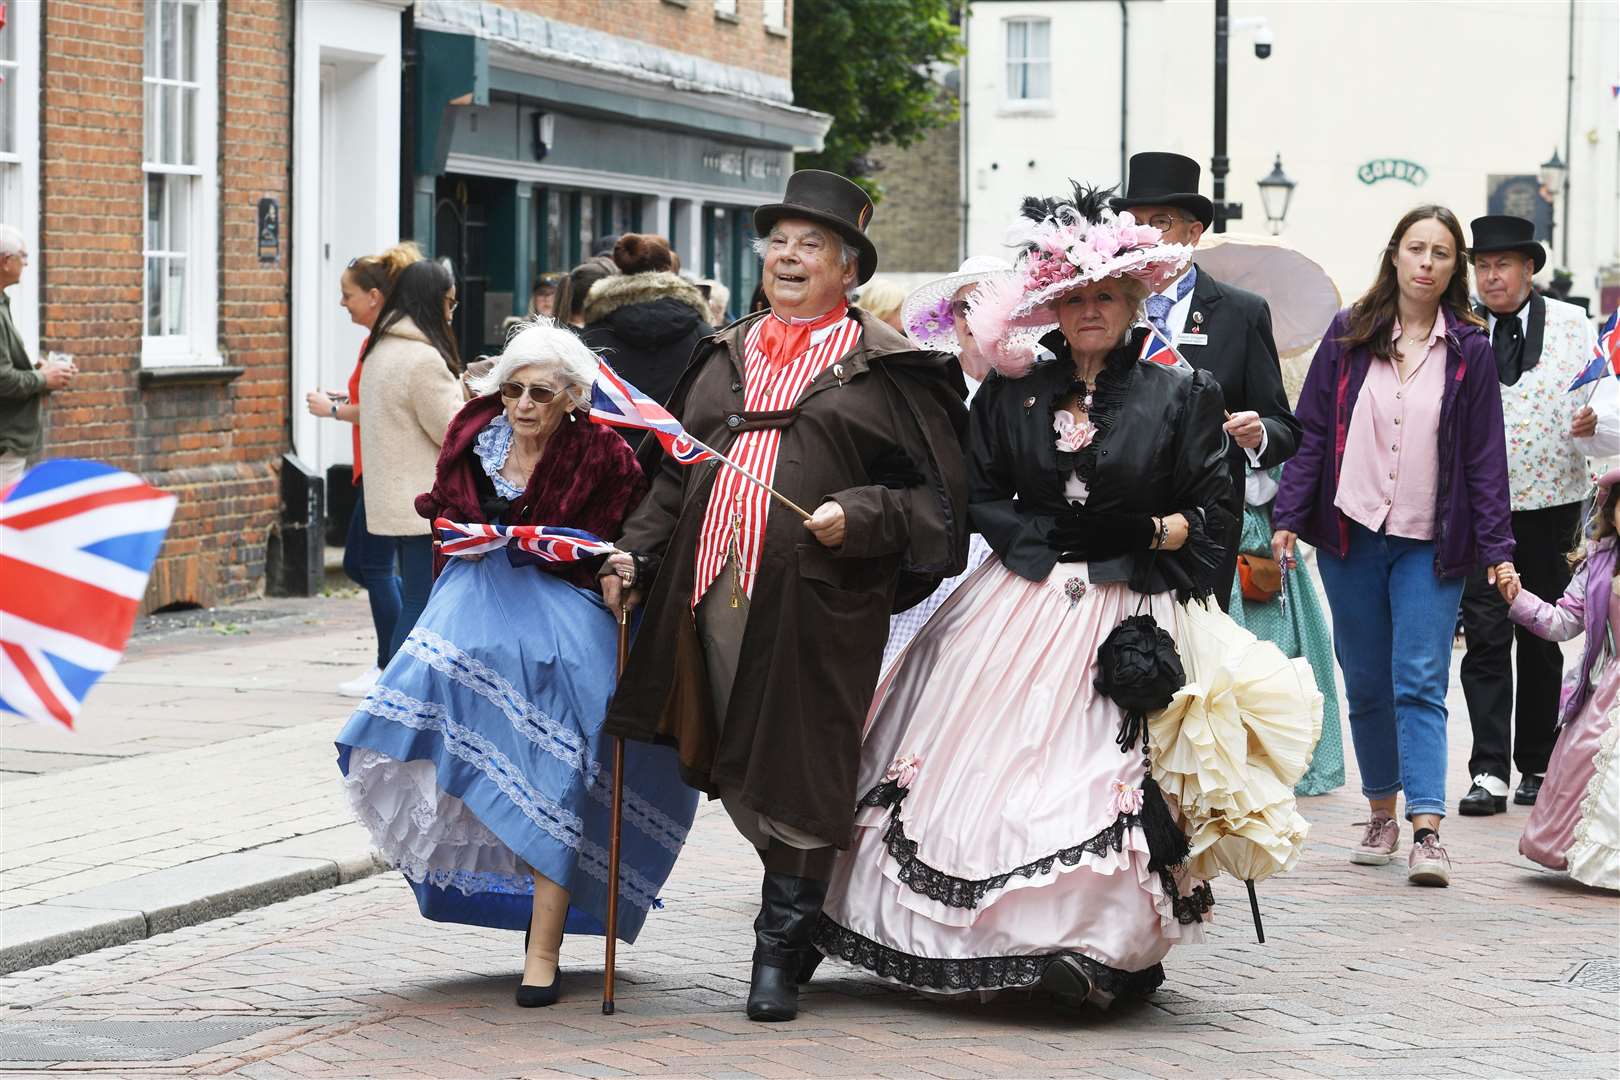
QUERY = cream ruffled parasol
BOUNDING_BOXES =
[1149,599,1323,940]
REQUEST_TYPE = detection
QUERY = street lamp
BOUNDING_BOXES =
[1540,148,1566,255]
[1256,155,1296,236]
[1211,1,1274,233]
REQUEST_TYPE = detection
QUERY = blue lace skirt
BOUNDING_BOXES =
[335,552,698,942]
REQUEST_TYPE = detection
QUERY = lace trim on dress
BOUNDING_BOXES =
[861,777,1149,911]
[473,414,525,500]
[1160,867,1215,925]
[811,915,1166,997]
[1068,356,1135,494]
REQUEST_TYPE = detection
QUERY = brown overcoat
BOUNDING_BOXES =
[603,308,970,847]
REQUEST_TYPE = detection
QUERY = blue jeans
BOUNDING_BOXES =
[384,534,435,662]
[1315,523,1464,820]
[343,483,402,670]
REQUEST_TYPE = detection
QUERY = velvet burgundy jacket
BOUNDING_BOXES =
[414,393,648,587]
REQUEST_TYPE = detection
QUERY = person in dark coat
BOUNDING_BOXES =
[1111,152,1302,608]
[579,233,712,439]
[598,170,970,1024]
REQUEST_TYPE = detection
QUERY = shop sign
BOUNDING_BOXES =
[257,197,280,263]
[702,148,745,178]
[1357,159,1428,187]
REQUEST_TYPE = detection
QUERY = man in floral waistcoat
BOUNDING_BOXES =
[1459,215,1605,815]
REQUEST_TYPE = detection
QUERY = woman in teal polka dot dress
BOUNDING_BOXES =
[1230,466,1344,796]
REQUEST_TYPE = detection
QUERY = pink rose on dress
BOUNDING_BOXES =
[884,755,922,789]
[1110,778,1145,816]
[1053,410,1095,453]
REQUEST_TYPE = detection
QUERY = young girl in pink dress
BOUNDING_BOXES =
[1502,467,1619,890]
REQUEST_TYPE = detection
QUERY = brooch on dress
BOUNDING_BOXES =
[1064,577,1087,607]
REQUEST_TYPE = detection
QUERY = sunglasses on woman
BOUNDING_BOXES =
[500,381,560,404]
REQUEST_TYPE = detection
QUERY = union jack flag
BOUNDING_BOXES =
[1567,310,1620,392]
[0,460,177,731]
[589,361,718,465]
[434,519,617,563]
[1139,325,1193,371]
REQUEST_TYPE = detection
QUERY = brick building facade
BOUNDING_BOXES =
[27,0,292,611]
[865,99,963,274]
[11,0,823,611]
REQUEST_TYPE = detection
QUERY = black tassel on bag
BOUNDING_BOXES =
[1137,770,1190,874]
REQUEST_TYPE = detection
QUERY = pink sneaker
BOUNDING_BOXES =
[1407,834,1451,887]
[1350,815,1400,865]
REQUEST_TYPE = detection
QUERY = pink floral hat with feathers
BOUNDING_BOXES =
[967,184,1193,376]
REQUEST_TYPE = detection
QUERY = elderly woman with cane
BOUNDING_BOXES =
[335,318,697,1008]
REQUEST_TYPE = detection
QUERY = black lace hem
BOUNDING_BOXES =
[811,915,1167,998]
[1160,868,1215,925]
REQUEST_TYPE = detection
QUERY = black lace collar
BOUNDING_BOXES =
[1038,328,1144,487]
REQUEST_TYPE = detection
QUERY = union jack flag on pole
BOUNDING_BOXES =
[434,519,617,562]
[1139,324,1193,372]
[1566,310,1620,392]
[590,361,718,465]
[0,460,177,731]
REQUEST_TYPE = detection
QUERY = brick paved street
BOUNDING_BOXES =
[2,682,1617,1078]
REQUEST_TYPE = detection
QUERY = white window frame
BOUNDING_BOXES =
[1003,16,1053,112]
[714,0,738,19]
[763,0,786,31]
[0,0,41,359]
[141,0,221,368]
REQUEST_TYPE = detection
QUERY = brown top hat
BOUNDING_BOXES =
[753,169,879,284]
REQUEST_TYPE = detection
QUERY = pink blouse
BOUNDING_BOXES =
[1334,317,1448,540]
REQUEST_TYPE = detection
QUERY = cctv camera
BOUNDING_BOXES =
[1253,25,1273,59]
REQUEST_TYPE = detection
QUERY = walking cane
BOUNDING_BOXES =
[602,601,630,1015]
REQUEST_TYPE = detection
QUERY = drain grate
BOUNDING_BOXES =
[1564,958,1619,993]
[0,1019,279,1063]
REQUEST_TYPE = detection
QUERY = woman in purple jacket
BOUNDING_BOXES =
[1271,205,1515,888]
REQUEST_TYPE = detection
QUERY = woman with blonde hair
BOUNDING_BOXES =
[855,277,907,333]
[305,241,422,695]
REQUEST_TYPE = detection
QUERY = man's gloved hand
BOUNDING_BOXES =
[1047,506,1155,559]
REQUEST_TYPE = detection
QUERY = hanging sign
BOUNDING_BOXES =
[1356,159,1428,187]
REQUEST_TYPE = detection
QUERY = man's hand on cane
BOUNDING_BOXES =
[600,552,642,611]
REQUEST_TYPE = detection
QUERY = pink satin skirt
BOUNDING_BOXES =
[816,558,1210,1003]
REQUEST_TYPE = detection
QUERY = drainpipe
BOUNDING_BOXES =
[958,2,970,264]
[1118,0,1129,185]
[1561,0,1574,268]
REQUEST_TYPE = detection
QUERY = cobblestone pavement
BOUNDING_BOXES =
[2,713,1617,1079]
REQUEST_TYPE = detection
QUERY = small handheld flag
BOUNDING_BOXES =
[434,519,617,562]
[1140,325,1193,372]
[1567,310,1619,392]
[0,460,178,730]
[590,362,718,465]
[587,360,812,519]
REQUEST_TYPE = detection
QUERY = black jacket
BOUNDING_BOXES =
[968,326,1233,598]
[580,272,713,446]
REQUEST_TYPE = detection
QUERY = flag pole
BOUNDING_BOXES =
[602,602,630,1015]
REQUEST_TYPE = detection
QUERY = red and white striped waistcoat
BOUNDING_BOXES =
[691,313,863,608]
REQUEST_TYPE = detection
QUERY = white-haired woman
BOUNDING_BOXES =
[336,318,698,1009]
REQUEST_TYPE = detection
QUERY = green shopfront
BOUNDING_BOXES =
[406,9,828,360]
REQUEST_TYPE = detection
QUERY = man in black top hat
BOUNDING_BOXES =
[1457,215,1605,815]
[1111,152,1300,609]
[601,169,969,1023]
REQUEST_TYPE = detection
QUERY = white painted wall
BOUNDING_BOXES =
[965,0,1620,308]
[291,0,405,478]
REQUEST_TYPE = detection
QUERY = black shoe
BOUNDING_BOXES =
[1459,783,1506,816]
[1040,955,1094,1011]
[745,869,830,1022]
[1514,774,1544,806]
[515,969,561,1008]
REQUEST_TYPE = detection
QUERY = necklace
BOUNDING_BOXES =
[1400,318,1436,347]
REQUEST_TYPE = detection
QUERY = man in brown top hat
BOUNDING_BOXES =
[600,169,970,1022]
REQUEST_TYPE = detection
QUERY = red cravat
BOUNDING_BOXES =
[756,304,849,370]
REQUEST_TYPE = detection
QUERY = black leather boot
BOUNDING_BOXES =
[746,844,834,1022]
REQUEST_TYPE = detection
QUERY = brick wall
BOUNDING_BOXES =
[40,0,293,611]
[865,108,962,273]
[493,0,792,78]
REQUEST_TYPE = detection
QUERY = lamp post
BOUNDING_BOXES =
[1257,155,1296,236]
[1211,0,1239,233]
[1539,148,1566,258]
